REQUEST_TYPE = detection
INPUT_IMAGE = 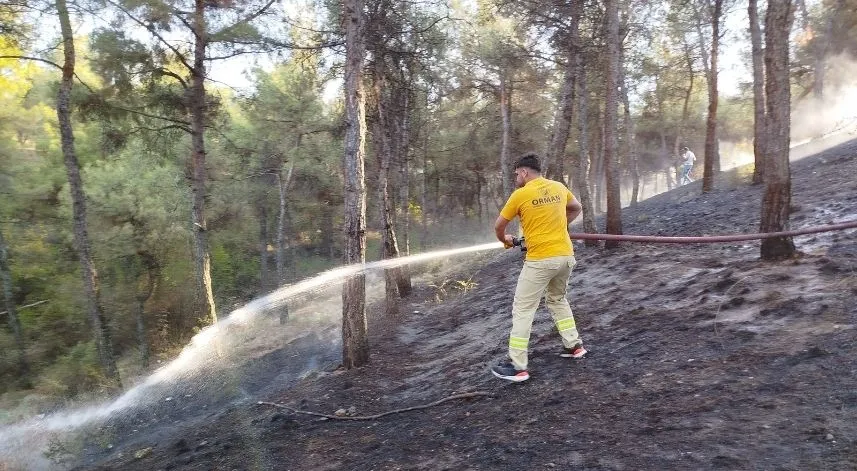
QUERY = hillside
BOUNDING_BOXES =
[59,137,857,470]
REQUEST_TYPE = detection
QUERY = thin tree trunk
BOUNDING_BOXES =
[421,115,430,252]
[604,0,623,246]
[813,7,836,98]
[56,0,120,386]
[660,131,674,190]
[258,202,270,292]
[398,86,412,257]
[189,0,216,327]
[760,0,796,260]
[702,0,723,192]
[276,161,294,285]
[499,77,513,198]
[676,38,695,184]
[134,250,159,368]
[750,0,766,184]
[395,106,412,295]
[619,46,640,207]
[591,105,604,215]
[373,71,401,318]
[573,60,598,246]
[655,71,674,191]
[0,229,29,385]
[796,0,828,99]
[322,201,335,259]
[275,162,294,324]
[342,0,369,368]
[391,72,412,296]
[543,2,581,180]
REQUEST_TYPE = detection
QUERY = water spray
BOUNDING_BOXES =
[0,241,504,470]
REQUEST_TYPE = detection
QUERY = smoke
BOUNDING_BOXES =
[719,140,755,171]
[791,53,857,144]
[670,54,857,179]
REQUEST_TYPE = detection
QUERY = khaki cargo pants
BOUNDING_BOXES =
[508,255,580,371]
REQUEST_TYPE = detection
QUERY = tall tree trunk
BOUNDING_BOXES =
[421,114,430,252]
[750,0,766,184]
[397,84,412,255]
[342,0,369,368]
[543,2,581,180]
[543,60,574,182]
[322,201,335,259]
[388,68,412,296]
[373,71,401,318]
[257,202,270,292]
[189,0,216,327]
[796,0,828,99]
[394,90,412,296]
[591,105,604,214]
[0,229,29,385]
[276,161,294,285]
[573,61,598,246]
[676,38,695,184]
[655,72,674,191]
[760,0,796,260]
[275,162,294,324]
[702,0,723,192]
[660,132,674,190]
[56,0,120,386]
[134,250,159,368]
[813,9,835,98]
[619,46,640,207]
[499,77,513,198]
[604,0,623,246]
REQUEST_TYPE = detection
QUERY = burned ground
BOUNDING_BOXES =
[71,138,857,470]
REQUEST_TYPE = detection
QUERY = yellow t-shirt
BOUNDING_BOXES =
[500,177,574,260]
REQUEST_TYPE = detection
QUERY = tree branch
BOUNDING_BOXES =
[0,54,62,70]
[0,300,48,317]
[257,392,493,421]
[115,105,191,128]
[210,0,278,41]
[205,49,264,61]
[14,55,195,128]
[103,0,195,73]
[0,54,98,93]
[126,124,191,135]
[229,37,344,51]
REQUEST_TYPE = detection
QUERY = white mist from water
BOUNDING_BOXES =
[0,241,503,470]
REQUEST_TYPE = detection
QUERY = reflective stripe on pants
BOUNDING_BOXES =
[508,255,581,371]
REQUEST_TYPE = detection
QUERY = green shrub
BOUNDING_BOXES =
[35,342,104,398]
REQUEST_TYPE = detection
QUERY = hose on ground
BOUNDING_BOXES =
[569,219,857,243]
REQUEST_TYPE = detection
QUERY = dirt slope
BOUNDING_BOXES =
[80,139,857,471]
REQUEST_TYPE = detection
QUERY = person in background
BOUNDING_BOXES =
[490,153,587,383]
[680,146,696,185]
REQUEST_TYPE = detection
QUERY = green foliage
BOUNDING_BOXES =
[35,342,104,398]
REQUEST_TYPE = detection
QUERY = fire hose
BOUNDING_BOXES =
[510,219,857,250]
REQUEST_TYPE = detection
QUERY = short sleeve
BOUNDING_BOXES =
[500,191,520,221]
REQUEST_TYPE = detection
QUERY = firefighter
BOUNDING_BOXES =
[491,153,587,382]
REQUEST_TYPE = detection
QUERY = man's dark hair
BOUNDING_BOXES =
[514,153,542,172]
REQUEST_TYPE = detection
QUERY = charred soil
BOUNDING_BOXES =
[80,139,857,471]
